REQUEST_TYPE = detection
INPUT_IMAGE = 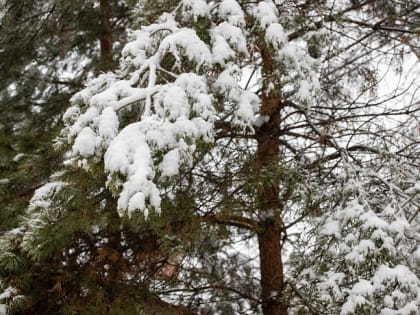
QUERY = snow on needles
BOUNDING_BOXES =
[60,0,321,218]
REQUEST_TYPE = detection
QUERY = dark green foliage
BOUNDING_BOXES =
[0,0,134,313]
[1,1,418,314]
[0,0,131,231]
[132,0,180,27]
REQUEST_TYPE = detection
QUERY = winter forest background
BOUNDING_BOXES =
[0,0,419,314]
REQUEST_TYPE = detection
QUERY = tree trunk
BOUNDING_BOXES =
[256,45,287,315]
[99,0,113,70]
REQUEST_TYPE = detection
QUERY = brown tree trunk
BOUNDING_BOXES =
[256,45,287,315]
[99,0,113,70]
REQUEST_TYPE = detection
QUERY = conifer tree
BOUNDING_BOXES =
[0,0,135,313]
[1,1,419,315]
[0,0,133,232]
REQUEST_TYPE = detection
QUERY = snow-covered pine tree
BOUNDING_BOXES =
[1,0,419,314]
[0,0,133,233]
[0,0,135,313]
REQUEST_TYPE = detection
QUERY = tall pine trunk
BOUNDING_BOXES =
[256,45,287,315]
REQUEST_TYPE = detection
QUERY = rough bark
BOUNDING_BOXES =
[256,45,287,315]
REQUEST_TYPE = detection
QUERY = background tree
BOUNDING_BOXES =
[0,0,136,313]
[0,0,132,232]
[1,0,419,314]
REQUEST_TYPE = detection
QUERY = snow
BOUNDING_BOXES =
[159,149,180,177]
[352,279,374,296]
[265,23,287,48]
[213,22,247,55]
[211,20,248,65]
[341,200,365,220]
[72,127,97,157]
[1,1,419,314]
[272,39,320,105]
[12,153,25,162]
[90,84,119,107]
[98,107,119,144]
[0,287,16,300]
[121,30,151,68]
[59,13,222,219]
[311,181,419,314]
[380,302,419,315]
[213,65,260,128]
[127,192,146,216]
[101,74,215,216]
[213,66,240,92]
[158,28,212,68]
[341,295,368,315]
[212,33,237,64]
[321,218,340,238]
[181,0,209,20]
[295,79,313,104]
[218,0,245,26]
[70,73,117,106]
[62,105,80,123]
[373,265,419,289]
[0,178,10,185]
[388,218,410,235]
[404,181,420,194]
[155,85,189,119]
[47,3,420,311]
[252,1,278,29]
[68,107,100,139]
[360,210,389,229]
[318,271,345,302]
[252,114,269,128]
[340,265,419,315]
[235,91,260,127]
[28,182,66,211]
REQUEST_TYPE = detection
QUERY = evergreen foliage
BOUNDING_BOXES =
[0,1,419,314]
[0,0,133,232]
[0,0,134,313]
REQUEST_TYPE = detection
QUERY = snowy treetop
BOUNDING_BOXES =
[59,0,320,217]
